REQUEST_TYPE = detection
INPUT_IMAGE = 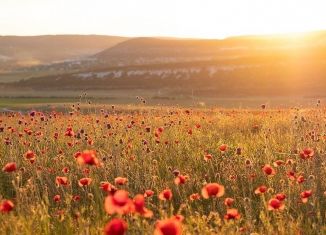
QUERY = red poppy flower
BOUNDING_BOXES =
[262,164,276,176]
[300,148,314,160]
[189,193,201,201]
[62,167,69,174]
[0,200,14,213]
[72,195,81,202]
[201,183,225,199]
[76,150,99,166]
[219,144,228,152]
[159,189,173,201]
[53,195,61,202]
[224,208,241,220]
[273,160,285,167]
[174,175,188,185]
[275,193,286,201]
[255,185,267,195]
[154,217,182,235]
[114,177,128,185]
[286,171,296,181]
[297,175,305,184]
[103,218,128,235]
[268,198,285,211]
[204,154,213,161]
[144,189,154,198]
[100,182,117,194]
[2,162,17,172]
[224,197,235,207]
[78,177,92,187]
[133,194,153,218]
[104,190,133,215]
[24,150,36,162]
[64,127,75,137]
[300,190,312,203]
[55,176,69,186]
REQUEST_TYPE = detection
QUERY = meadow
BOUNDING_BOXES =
[0,102,325,235]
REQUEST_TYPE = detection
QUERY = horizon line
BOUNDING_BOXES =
[1,29,326,40]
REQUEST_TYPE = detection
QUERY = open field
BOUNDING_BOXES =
[0,104,325,234]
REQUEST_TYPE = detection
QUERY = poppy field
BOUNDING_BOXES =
[0,104,326,235]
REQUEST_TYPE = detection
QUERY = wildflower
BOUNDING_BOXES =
[104,190,133,215]
[174,175,188,185]
[262,164,276,176]
[144,189,154,198]
[133,194,153,218]
[53,195,61,202]
[300,190,312,203]
[268,198,285,211]
[224,197,235,207]
[159,189,173,201]
[154,217,182,235]
[103,218,127,235]
[300,148,314,160]
[76,150,99,166]
[224,208,241,220]
[78,177,92,187]
[0,200,14,213]
[114,177,128,185]
[219,144,228,152]
[189,193,201,201]
[255,185,267,195]
[275,193,286,201]
[24,150,36,162]
[201,183,225,199]
[100,182,117,194]
[55,176,69,186]
[2,162,17,172]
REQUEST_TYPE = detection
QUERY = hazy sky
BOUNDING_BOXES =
[1,0,326,38]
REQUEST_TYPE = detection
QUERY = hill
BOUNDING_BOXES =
[3,31,326,99]
[0,35,128,71]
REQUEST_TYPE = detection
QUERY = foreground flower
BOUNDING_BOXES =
[55,176,69,186]
[133,194,153,218]
[100,182,117,194]
[219,144,228,152]
[76,150,99,166]
[268,198,285,211]
[53,195,61,202]
[224,197,235,207]
[255,185,267,195]
[159,189,173,201]
[154,217,182,235]
[300,148,314,160]
[275,193,286,201]
[2,162,17,172]
[144,189,154,198]
[189,193,201,201]
[104,190,133,215]
[0,200,14,213]
[24,150,36,163]
[201,183,225,199]
[114,177,128,185]
[78,177,92,187]
[224,208,241,220]
[174,175,188,185]
[300,190,312,203]
[262,164,276,176]
[103,218,127,235]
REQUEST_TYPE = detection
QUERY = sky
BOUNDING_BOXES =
[1,0,326,39]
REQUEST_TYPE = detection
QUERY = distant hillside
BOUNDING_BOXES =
[3,31,326,98]
[94,31,326,66]
[0,35,128,70]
